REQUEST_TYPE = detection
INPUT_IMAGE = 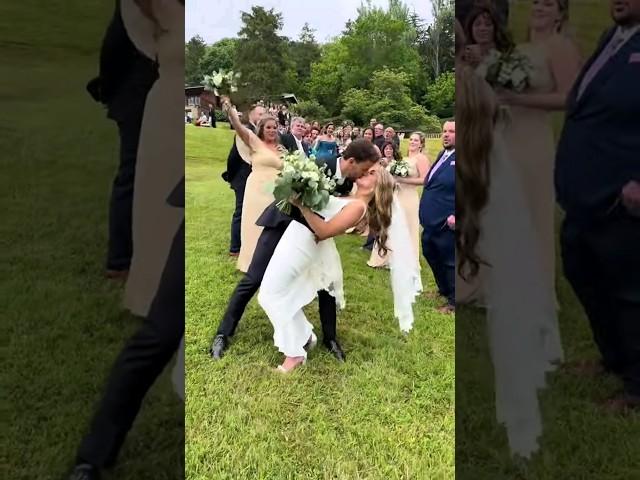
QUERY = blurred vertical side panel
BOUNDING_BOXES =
[456,0,640,478]
[2,1,185,479]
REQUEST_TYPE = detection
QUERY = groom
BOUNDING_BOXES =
[210,137,380,362]
[555,0,640,411]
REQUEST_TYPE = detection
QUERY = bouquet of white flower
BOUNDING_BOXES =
[203,69,240,96]
[389,159,411,178]
[483,48,533,93]
[272,152,337,215]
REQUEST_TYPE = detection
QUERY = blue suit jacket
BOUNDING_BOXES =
[419,150,455,232]
[555,27,640,222]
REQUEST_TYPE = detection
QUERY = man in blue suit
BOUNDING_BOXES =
[420,121,456,313]
[555,0,640,411]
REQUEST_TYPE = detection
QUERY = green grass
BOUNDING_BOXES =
[2,3,183,479]
[456,5,640,478]
[185,124,454,479]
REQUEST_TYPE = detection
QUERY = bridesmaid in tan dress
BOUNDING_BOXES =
[220,97,284,272]
[368,132,430,267]
[122,0,184,317]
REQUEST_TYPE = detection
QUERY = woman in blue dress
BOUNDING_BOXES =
[312,122,338,164]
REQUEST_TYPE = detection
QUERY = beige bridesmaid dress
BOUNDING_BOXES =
[237,145,283,272]
[122,0,185,317]
[368,156,421,268]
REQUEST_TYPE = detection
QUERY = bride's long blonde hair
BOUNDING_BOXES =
[456,20,498,280]
[367,168,396,257]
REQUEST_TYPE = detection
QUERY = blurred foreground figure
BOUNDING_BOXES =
[555,0,640,411]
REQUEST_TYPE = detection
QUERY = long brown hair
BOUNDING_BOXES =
[456,64,497,280]
[367,168,395,257]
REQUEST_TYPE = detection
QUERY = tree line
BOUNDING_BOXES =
[185,0,454,132]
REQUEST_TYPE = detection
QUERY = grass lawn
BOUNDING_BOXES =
[185,124,454,479]
[2,2,183,479]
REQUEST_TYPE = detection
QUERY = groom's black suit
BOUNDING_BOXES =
[215,152,352,347]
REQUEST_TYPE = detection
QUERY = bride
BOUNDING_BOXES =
[258,166,422,372]
[456,19,563,458]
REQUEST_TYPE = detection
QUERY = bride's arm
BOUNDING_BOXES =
[296,201,366,241]
[499,37,582,111]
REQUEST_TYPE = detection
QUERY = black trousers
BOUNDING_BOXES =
[422,227,456,306]
[77,221,184,467]
[216,225,337,342]
[561,212,640,396]
[106,106,145,271]
[228,173,248,254]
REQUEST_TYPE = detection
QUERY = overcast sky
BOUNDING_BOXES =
[186,0,433,44]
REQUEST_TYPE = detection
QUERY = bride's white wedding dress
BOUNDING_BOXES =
[481,112,564,458]
[259,196,422,358]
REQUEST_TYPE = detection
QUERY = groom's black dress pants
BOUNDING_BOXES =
[76,221,184,468]
[217,223,338,342]
[561,211,640,396]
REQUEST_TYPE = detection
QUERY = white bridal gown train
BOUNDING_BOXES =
[481,117,564,457]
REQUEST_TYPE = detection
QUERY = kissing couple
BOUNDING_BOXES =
[210,98,422,372]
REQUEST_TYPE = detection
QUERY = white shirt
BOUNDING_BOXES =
[335,158,342,179]
[293,135,305,154]
[428,148,455,182]
[578,25,640,99]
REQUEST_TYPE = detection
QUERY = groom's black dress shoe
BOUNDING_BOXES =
[68,464,100,480]
[324,339,346,362]
[209,334,228,360]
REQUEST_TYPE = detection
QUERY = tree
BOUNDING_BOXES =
[339,68,439,131]
[199,38,237,77]
[185,35,207,86]
[233,6,289,104]
[286,23,321,98]
[307,0,423,116]
[424,72,455,118]
[293,100,329,123]
[423,0,455,80]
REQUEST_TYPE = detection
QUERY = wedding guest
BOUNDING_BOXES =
[352,126,361,139]
[555,0,640,411]
[310,126,320,144]
[313,122,339,165]
[222,103,266,258]
[373,123,386,151]
[369,134,429,268]
[463,5,514,67]
[86,0,158,280]
[280,116,310,157]
[420,121,456,313]
[278,104,291,127]
[362,127,375,142]
[384,126,400,149]
[380,141,400,167]
[369,118,377,129]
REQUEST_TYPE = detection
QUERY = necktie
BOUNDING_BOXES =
[577,31,625,99]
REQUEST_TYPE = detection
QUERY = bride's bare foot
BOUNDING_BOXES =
[276,356,305,373]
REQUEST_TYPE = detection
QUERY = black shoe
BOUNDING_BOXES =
[324,339,346,362]
[68,464,100,480]
[209,334,228,360]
